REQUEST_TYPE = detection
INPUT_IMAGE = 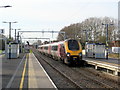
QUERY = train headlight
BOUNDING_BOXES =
[79,53,82,57]
[67,53,70,57]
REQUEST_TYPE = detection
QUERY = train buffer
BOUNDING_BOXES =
[28,52,57,88]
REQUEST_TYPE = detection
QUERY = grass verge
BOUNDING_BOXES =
[0,50,2,54]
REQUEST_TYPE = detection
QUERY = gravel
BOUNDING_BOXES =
[33,49,119,89]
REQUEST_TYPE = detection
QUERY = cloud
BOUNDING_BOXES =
[0,0,118,40]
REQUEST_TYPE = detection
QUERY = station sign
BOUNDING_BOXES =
[0,29,4,34]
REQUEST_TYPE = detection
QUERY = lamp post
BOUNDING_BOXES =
[83,29,92,42]
[17,32,23,53]
[83,29,92,57]
[2,21,17,59]
[0,5,12,8]
[102,23,114,59]
[12,29,21,41]
[17,31,23,43]
[3,21,17,40]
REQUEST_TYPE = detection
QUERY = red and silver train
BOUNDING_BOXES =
[38,39,83,65]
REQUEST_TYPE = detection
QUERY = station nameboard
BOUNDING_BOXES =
[0,29,4,34]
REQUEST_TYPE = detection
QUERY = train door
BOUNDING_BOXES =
[48,45,51,55]
[60,44,65,58]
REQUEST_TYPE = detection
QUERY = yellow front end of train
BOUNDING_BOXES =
[63,39,82,65]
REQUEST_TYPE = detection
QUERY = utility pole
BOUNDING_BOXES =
[3,21,17,40]
[102,23,113,59]
[12,29,21,42]
[1,5,12,59]
[83,29,92,57]
[3,21,17,59]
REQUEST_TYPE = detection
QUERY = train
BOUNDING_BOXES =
[38,39,83,65]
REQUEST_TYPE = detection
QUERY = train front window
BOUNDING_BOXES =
[68,40,79,50]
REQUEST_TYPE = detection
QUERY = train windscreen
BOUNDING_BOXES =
[68,40,79,51]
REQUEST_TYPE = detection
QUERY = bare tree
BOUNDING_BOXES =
[57,17,118,44]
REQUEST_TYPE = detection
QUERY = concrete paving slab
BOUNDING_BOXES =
[1,53,26,89]
[28,53,57,88]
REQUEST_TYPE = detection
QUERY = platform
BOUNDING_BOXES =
[28,52,57,88]
[83,56,120,65]
[1,53,27,89]
[82,50,120,65]
[1,52,57,89]
[83,56,120,76]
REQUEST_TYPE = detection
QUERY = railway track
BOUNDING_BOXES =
[72,68,118,88]
[33,49,118,89]
[73,67,119,88]
[33,49,83,88]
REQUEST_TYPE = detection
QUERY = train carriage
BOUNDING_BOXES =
[38,39,83,65]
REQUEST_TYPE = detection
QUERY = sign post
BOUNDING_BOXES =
[0,29,4,34]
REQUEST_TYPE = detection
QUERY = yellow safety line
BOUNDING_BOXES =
[19,54,28,90]
[30,49,32,53]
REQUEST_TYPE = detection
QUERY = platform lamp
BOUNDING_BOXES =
[12,28,21,42]
[102,23,114,59]
[0,5,12,8]
[2,21,17,59]
[3,21,17,40]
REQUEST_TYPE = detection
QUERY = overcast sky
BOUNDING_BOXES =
[0,0,119,43]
